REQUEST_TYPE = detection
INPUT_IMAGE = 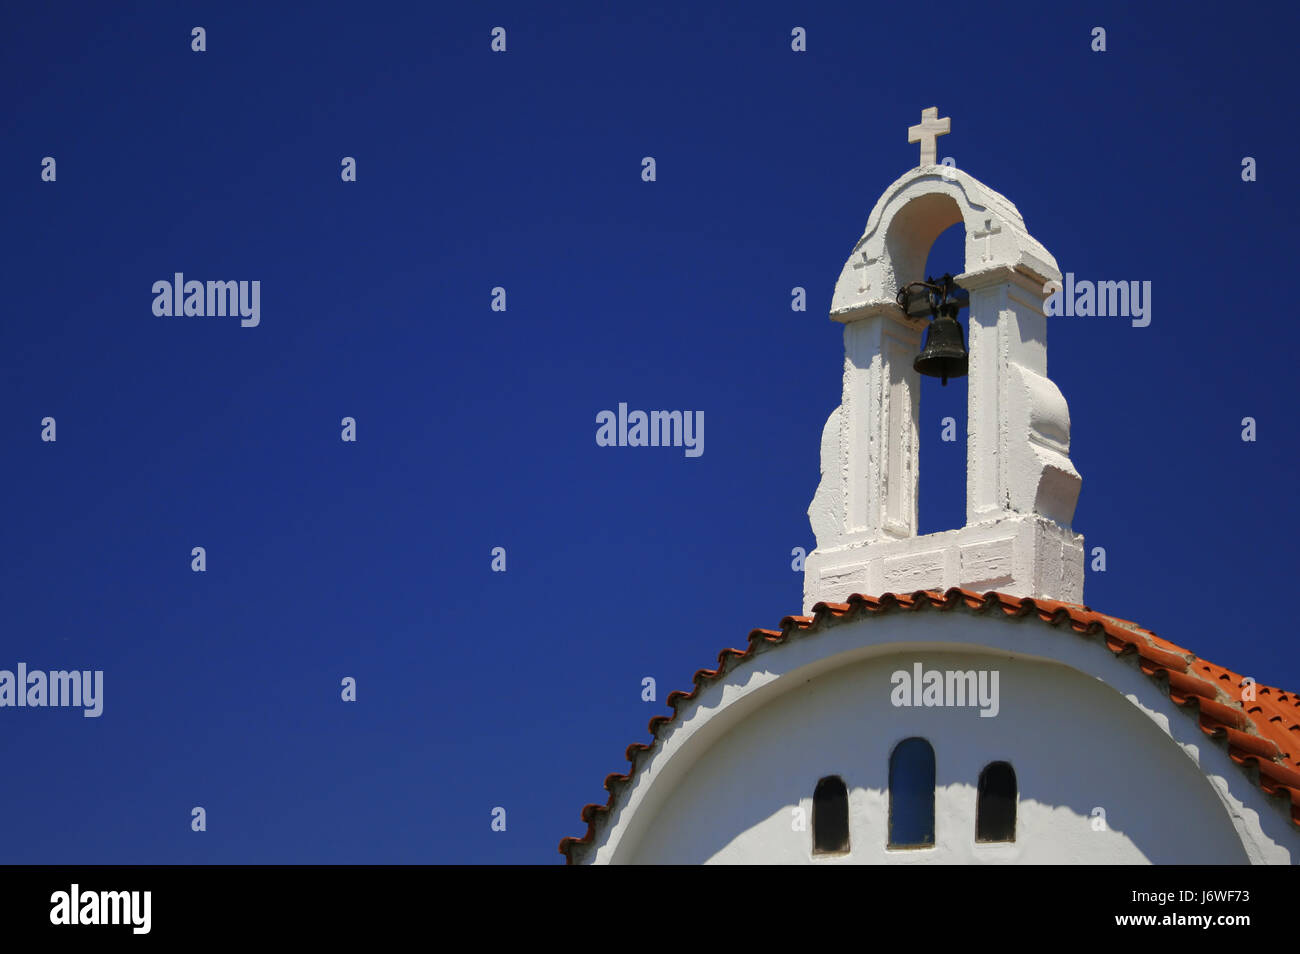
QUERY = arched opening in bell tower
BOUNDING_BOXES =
[918,220,969,535]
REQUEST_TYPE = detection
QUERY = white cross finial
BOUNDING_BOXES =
[908,107,950,167]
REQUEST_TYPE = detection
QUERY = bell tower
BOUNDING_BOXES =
[803,108,1084,613]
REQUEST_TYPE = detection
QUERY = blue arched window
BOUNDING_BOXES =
[889,737,935,848]
[976,761,1017,842]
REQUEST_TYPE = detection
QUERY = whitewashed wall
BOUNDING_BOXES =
[577,612,1293,864]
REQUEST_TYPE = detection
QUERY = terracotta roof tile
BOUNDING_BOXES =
[558,588,1300,863]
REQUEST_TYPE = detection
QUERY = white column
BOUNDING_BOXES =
[841,305,923,540]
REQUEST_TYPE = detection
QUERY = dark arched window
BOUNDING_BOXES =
[976,761,1016,842]
[812,776,849,853]
[889,737,935,848]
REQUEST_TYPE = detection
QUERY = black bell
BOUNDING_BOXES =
[913,305,968,385]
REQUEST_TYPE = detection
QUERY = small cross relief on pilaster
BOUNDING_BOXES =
[972,217,1002,262]
[852,249,881,293]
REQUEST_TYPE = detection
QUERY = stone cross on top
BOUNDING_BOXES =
[908,106,950,166]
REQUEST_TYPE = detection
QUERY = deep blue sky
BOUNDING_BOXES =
[2,1,1296,864]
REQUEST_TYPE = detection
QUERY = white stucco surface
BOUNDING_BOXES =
[572,611,1295,864]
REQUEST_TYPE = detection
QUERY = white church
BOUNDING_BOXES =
[559,110,1300,865]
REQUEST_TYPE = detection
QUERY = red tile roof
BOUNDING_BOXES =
[558,588,1300,863]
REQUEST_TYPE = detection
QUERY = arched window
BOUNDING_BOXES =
[976,761,1016,842]
[812,776,849,853]
[889,737,935,848]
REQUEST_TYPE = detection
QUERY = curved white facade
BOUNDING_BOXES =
[575,611,1295,864]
